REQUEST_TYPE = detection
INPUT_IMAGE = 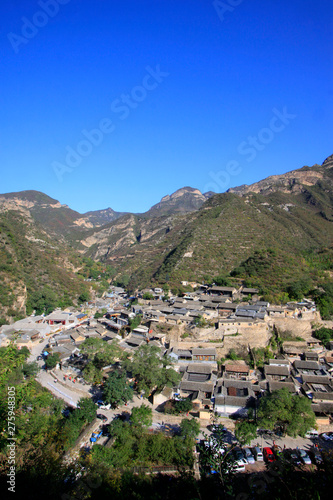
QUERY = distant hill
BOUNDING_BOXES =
[144,187,214,217]
[0,209,89,323]
[76,155,333,296]
[0,155,332,319]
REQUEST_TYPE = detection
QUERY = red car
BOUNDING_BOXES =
[263,447,276,463]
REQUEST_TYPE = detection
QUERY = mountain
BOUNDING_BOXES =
[0,208,90,323]
[0,154,332,320]
[0,187,209,236]
[80,207,128,227]
[144,187,214,217]
[227,154,333,197]
[76,155,333,294]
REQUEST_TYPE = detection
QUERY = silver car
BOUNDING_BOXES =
[243,448,255,464]
[298,449,312,465]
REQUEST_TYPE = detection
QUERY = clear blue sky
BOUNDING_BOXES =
[1,0,332,214]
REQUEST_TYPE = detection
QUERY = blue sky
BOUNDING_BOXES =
[1,0,332,214]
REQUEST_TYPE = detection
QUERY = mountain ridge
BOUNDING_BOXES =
[0,154,332,320]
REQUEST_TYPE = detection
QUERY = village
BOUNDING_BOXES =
[1,282,333,424]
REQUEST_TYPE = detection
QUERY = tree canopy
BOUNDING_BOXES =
[234,420,257,445]
[124,344,181,395]
[103,370,133,407]
[130,404,153,427]
[257,388,316,437]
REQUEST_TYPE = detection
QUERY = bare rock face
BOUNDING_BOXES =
[322,154,333,168]
[227,156,332,197]
[146,186,213,216]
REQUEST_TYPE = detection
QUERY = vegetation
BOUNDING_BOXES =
[128,314,142,331]
[312,326,333,348]
[103,370,134,407]
[166,398,193,415]
[234,420,257,445]
[1,345,333,500]
[91,414,194,470]
[179,418,200,439]
[123,344,181,395]
[130,404,153,427]
[44,353,60,370]
[79,338,121,384]
[257,388,316,437]
[0,211,90,321]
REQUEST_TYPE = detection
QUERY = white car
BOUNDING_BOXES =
[233,449,247,468]
[243,448,255,464]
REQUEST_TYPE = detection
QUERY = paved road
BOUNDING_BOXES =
[28,338,82,407]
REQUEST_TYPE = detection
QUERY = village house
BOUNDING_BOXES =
[214,379,256,417]
[70,331,86,344]
[292,360,328,378]
[303,351,319,362]
[267,380,297,393]
[208,286,239,299]
[266,306,286,318]
[192,347,217,362]
[300,375,333,415]
[179,364,216,409]
[44,311,77,329]
[268,358,290,367]
[152,386,174,407]
[264,364,290,381]
[223,363,250,381]
[217,303,238,317]
[240,287,259,298]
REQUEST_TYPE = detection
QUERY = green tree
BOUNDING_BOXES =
[194,315,207,327]
[78,290,90,304]
[257,388,316,437]
[234,420,257,445]
[173,398,193,414]
[128,314,142,331]
[103,370,133,407]
[180,418,200,439]
[82,362,102,385]
[22,361,39,378]
[125,345,179,395]
[312,326,332,347]
[143,292,154,300]
[130,404,153,427]
[44,353,60,370]
[214,275,232,287]
[76,397,97,422]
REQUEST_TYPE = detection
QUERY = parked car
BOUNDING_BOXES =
[297,449,312,465]
[263,447,276,463]
[305,429,319,439]
[97,414,108,422]
[320,432,333,442]
[309,447,323,465]
[233,450,247,471]
[287,449,302,466]
[243,448,255,464]
[253,446,264,461]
